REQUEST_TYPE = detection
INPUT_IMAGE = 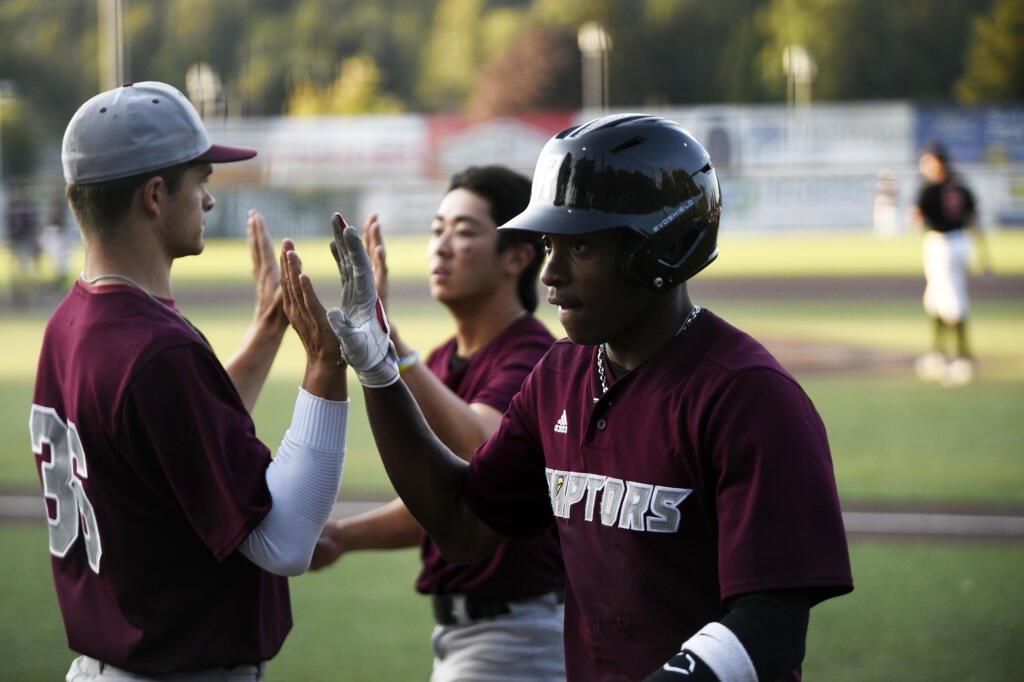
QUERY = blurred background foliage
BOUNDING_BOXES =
[0,0,1022,176]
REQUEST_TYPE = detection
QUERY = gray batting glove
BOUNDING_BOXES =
[325,213,400,388]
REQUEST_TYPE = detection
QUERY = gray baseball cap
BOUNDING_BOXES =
[61,81,256,185]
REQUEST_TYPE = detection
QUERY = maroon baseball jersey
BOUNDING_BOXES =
[30,282,290,674]
[464,310,853,681]
[416,314,564,599]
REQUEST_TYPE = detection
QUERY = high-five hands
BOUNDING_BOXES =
[325,213,400,388]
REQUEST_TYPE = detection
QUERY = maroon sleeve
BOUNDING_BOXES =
[468,333,552,409]
[116,344,274,562]
[704,368,853,604]
[468,332,553,413]
[465,374,554,538]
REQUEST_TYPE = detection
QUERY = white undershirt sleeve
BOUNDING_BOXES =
[239,387,348,576]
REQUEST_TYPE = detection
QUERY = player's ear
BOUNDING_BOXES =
[501,242,534,278]
[139,175,166,218]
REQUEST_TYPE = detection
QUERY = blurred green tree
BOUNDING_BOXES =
[418,0,484,110]
[0,0,1013,149]
[956,0,1024,103]
[756,0,994,101]
[0,95,41,179]
[469,23,580,114]
[287,54,403,115]
[0,0,97,130]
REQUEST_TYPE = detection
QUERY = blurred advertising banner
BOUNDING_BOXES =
[633,103,914,170]
[915,108,1024,164]
[42,104,1023,238]
[427,112,576,177]
[247,112,575,187]
[262,115,429,186]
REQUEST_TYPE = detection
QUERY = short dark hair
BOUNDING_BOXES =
[921,140,949,167]
[447,165,542,312]
[66,161,194,241]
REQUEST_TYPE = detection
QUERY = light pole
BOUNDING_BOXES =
[782,44,815,108]
[186,63,223,119]
[578,22,612,114]
[98,0,125,89]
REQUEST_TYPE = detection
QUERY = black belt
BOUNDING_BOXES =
[432,589,565,626]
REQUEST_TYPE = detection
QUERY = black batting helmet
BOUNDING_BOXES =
[501,113,721,291]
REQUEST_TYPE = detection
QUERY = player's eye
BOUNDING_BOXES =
[540,235,552,253]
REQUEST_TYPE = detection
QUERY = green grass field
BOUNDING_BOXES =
[2,231,1023,679]
[3,523,1021,681]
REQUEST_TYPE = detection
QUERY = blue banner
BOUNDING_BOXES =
[915,107,1024,163]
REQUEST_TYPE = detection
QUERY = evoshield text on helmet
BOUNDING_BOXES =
[501,113,721,291]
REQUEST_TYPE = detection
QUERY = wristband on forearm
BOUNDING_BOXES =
[644,622,756,682]
[397,350,420,373]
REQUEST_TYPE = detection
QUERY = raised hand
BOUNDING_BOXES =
[280,239,347,401]
[247,210,287,331]
[363,213,389,312]
[325,213,399,388]
[223,210,289,412]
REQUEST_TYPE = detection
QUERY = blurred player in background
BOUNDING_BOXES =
[32,81,349,681]
[39,194,74,289]
[312,166,565,681]
[6,188,40,304]
[872,168,900,238]
[299,114,853,682]
[909,140,993,386]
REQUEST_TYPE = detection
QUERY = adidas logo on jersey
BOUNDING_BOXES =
[554,409,568,434]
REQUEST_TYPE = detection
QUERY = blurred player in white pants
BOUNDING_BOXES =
[908,141,993,386]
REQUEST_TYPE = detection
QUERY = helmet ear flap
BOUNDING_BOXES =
[620,220,717,291]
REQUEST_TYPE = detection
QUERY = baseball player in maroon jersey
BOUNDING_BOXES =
[291,114,853,681]
[31,81,350,681]
[310,166,566,680]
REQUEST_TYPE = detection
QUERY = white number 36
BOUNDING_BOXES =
[30,405,103,573]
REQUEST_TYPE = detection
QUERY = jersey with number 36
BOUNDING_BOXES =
[30,282,290,675]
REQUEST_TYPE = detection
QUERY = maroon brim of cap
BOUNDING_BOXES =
[195,144,257,163]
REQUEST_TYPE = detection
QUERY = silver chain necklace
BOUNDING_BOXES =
[79,272,211,350]
[595,305,702,399]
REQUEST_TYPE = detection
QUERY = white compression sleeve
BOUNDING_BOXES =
[239,388,348,576]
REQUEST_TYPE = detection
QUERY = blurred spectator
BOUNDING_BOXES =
[39,195,73,290]
[908,141,993,386]
[872,168,900,237]
[6,190,40,305]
